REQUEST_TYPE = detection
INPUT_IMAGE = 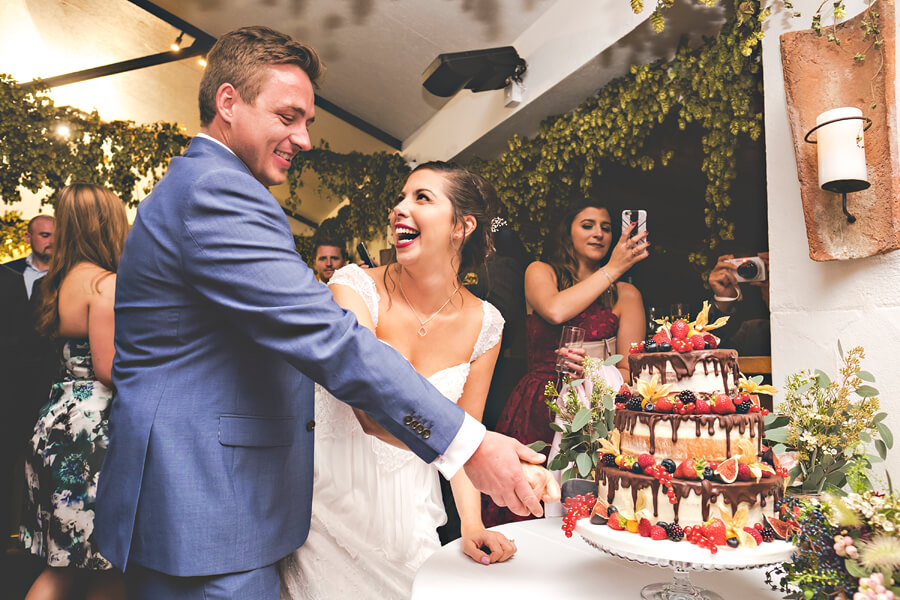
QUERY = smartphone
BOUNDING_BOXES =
[622,210,647,238]
[356,242,376,268]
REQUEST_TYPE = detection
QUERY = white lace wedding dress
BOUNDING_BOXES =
[279,265,503,600]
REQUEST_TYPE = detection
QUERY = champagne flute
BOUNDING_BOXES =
[555,326,586,390]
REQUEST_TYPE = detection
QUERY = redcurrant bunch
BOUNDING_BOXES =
[646,465,677,504]
[683,525,719,554]
[562,493,597,538]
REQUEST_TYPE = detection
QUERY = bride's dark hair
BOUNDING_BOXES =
[411,161,499,273]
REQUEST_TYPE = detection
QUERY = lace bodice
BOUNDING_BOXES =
[315,264,504,471]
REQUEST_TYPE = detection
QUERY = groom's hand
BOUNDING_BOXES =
[464,431,546,517]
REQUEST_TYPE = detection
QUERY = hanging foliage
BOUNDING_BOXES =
[286,143,410,259]
[0,74,189,206]
[0,211,28,260]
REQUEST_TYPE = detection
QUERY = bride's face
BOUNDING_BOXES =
[391,169,466,266]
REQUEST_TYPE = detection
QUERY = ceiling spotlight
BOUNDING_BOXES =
[197,57,207,68]
[171,31,185,52]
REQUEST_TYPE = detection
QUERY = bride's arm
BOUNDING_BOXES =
[451,340,518,564]
[328,282,409,449]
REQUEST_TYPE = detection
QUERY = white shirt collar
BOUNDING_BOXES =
[195,132,236,157]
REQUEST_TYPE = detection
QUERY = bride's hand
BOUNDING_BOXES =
[522,463,561,504]
[460,525,517,565]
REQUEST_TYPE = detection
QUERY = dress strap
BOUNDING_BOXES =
[327,264,381,327]
[469,301,504,363]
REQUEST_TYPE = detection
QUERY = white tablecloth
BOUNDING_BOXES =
[412,518,785,599]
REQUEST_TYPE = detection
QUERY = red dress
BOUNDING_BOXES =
[483,300,618,527]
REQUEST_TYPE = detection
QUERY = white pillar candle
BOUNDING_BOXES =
[815,107,869,192]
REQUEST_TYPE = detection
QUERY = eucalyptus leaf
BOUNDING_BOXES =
[764,427,789,443]
[856,385,880,398]
[844,558,870,579]
[561,467,577,484]
[876,439,888,460]
[601,354,623,367]
[814,369,830,387]
[569,379,585,388]
[765,415,791,429]
[549,423,564,433]
[838,339,844,359]
[602,393,614,411]
[859,431,872,444]
[772,443,787,454]
[571,408,591,432]
[549,453,571,471]
[750,375,764,385]
[868,453,885,464]
[797,381,814,395]
[527,441,549,452]
[874,412,888,425]
[857,370,876,382]
[576,452,593,477]
[877,422,893,449]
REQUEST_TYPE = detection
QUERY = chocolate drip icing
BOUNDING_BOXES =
[596,465,784,524]
[614,410,765,460]
[628,349,740,393]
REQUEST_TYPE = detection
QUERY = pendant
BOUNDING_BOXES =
[417,326,428,337]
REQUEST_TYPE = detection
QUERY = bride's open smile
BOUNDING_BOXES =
[391,169,467,264]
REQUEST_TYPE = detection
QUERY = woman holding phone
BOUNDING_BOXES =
[484,199,649,527]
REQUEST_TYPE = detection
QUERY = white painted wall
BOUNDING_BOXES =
[762,0,900,480]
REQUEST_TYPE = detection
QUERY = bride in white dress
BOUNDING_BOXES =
[280,162,533,600]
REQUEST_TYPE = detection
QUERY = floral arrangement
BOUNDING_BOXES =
[528,355,619,483]
[767,490,900,599]
[764,344,891,494]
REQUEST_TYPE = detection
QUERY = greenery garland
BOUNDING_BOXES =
[0,73,189,254]
[286,143,410,258]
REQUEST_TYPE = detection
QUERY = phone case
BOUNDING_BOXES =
[622,210,647,237]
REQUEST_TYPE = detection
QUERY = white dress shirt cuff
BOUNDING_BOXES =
[432,413,486,479]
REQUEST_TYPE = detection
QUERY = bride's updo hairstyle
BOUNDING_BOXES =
[411,161,499,274]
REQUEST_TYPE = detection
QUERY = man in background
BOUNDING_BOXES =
[4,215,54,298]
[313,238,348,283]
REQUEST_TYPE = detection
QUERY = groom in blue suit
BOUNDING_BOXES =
[95,26,548,599]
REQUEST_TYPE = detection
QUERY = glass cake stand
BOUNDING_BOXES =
[574,520,796,600]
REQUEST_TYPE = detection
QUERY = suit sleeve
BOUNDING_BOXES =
[180,169,468,463]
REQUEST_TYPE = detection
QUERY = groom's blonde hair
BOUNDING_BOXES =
[199,25,325,126]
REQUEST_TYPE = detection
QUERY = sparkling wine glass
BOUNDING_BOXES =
[555,326,586,389]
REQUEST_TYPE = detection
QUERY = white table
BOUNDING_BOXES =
[412,518,785,599]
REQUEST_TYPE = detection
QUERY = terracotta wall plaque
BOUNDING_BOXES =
[781,0,899,261]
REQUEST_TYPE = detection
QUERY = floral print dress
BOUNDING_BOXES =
[20,339,114,570]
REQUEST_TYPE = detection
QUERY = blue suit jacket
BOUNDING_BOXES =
[95,137,467,576]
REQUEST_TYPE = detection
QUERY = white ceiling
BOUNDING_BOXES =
[151,0,560,143]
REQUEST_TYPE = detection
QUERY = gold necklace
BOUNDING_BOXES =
[397,275,460,337]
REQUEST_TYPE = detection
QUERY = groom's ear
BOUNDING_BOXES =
[216,83,239,124]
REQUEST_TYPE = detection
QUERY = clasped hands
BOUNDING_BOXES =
[464,431,560,518]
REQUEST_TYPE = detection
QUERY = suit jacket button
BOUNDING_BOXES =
[403,415,413,425]
[422,429,431,439]
[306,420,316,432]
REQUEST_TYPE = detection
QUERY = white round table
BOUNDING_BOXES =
[412,518,786,599]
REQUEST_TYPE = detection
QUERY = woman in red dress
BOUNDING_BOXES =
[485,200,649,526]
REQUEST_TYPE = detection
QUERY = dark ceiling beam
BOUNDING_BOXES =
[20,40,213,90]
[125,0,217,46]
[283,207,319,229]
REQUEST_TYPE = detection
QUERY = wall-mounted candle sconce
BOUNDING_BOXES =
[804,107,872,224]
